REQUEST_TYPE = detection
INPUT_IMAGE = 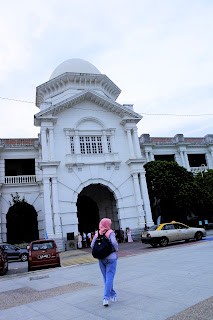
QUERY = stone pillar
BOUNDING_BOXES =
[210,149,213,166]
[133,128,141,158]
[51,178,62,236]
[145,151,149,162]
[43,177,54,237]
[110,130,115,153]
[49,128,55,161]
[65,132,71,154]
[41,128,48,161]
[206,152,213,169]
[184,151,190,171]
[127,129,134,158]
[179,151,185,167]
[150,151,155,161]
[74,131,81,154]
[132,173,145,226]
[102,131,108,154]
[0,189,2,242]
[139,170,153,226]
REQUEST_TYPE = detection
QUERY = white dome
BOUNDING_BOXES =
[50,58,101,80]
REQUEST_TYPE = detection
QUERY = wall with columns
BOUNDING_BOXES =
[38,99,153,241]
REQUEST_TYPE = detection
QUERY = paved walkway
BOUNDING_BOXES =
[0,233,213,319]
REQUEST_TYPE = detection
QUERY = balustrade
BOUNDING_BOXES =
[5,175,36,184]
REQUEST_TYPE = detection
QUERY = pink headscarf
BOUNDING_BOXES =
[96,218,113,239]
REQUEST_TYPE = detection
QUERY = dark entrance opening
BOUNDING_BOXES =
[76,184,119,234]
[76,195,99,233]
[7,202,39,244]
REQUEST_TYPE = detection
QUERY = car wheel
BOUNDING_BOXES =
[195,232,202,241]
[159,237,168,247]
[20,253,28,262]
[151,241,158,248]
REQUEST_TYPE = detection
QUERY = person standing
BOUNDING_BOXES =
[87,232,91,247]
[91,218,118,307]
[127,227,133,242]
[82,232,87,248]
[77,232,82,249]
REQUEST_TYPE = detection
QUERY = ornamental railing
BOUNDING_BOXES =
[5,175,36,184]
[190,166,208,174]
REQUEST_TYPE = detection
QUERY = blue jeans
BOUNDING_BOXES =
[99,258,117,300]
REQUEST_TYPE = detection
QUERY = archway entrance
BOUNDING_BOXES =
[77,183,119,234]
[7,202,39,244]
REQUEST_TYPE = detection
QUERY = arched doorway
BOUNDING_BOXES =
[7,202,39,244]
[76,183,119,233]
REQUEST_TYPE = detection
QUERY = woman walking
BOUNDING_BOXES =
[91,218,118,307]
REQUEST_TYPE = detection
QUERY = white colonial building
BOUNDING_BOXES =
[0,59,212,248]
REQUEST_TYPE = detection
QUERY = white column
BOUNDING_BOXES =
[179,151,185,167]
[127,129,134,158]
[74,131,81,154]
[51,178,62,236]
[65,133,71,154]
[0,190,2,242]
[102,131,108,153]
[145,151,149,162]
[132,173,145,226]
[150,151,155,161]
[110,130,115,153]
[133,128,142,158]
[49,128,55,161]
[210,150,213,166]
[43,177,54,237]
[206,152,213,169]
[41,128,48,161]
[184,151,190,171]
[139,170,153,226]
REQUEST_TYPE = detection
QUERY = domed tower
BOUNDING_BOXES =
[34,59,153,248]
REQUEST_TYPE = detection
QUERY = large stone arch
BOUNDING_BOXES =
[73,179,122,233]
[6,200,39,244]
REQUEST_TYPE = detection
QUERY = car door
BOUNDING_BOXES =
[6,245,20,259]
[174,223,190,240]
[161,224,179,242]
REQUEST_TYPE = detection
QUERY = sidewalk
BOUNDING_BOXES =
[0,236,213,319]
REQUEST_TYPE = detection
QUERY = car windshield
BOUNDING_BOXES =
[149,225,160,231]
[32,242,55,251]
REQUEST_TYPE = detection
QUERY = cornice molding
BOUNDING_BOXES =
[36,72,121,107]
[34,90,142,126]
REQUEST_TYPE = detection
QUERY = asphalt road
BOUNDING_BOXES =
[7,260,28,275]
[6,234,213,276]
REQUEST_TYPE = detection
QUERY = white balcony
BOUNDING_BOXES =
[5,175,37,184]
[190,166,208,175]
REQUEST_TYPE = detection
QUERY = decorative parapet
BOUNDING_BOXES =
[140,134,213,146]
[0,138,39,147]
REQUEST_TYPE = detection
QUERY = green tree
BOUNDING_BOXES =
[194,169,213,221]
[144,161,198,223]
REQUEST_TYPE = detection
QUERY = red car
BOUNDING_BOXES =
[0,245,8,276]
[28,239,61,272]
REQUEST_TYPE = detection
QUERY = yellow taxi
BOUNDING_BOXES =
[141,221,206,247]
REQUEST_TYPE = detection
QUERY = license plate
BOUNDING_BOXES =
[37,254,50,259]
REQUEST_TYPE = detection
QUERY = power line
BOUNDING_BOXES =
[1,95,213,117]
[0,96,34,104]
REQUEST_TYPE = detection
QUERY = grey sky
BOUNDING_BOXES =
[0,0,213,138]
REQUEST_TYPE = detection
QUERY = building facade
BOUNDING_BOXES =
[0,59,212,248]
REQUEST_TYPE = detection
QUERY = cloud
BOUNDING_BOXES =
[0,0,213,138]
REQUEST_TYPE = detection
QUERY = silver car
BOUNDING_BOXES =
[141,221,206,247]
